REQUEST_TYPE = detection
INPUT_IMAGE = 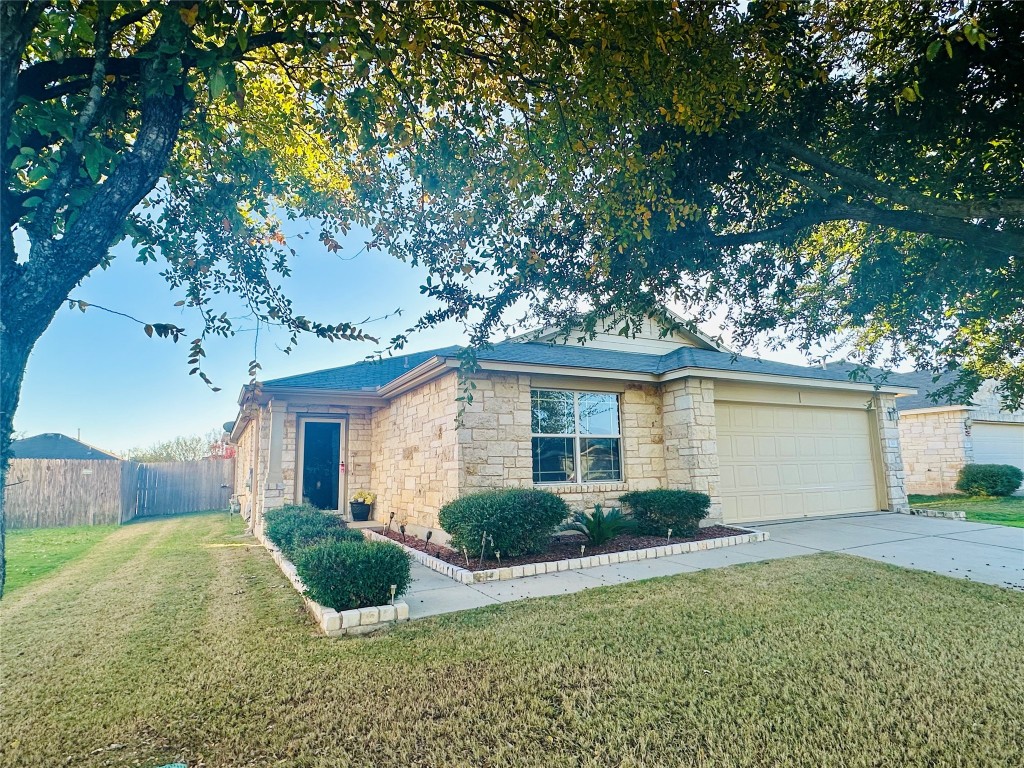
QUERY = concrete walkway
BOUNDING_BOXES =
[404,513,1024,619]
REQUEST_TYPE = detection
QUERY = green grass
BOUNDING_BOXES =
[4,523,118,593]
[2,513,1022,768]
[909,493,1024,528]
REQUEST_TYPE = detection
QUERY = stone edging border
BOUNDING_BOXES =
[254,528,409,636]
[366,527,769,585]
[909,506,967,521]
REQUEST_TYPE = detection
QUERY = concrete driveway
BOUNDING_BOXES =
[402,513,1023,619]
[756,513,1024,591]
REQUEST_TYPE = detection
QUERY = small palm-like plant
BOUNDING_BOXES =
[560,505,636,546]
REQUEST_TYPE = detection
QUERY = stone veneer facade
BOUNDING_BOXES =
[370,374,461,532]
[897,380,1024,496]
[873,393,910,512]
[898,409,970,496]
[235,370,910,534]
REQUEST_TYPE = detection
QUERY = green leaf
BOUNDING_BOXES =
[926,40,942,61]
[84,146,102,181]
[901,86,917,102]
[73,16,95,44]
[209,69,227,100]
[945,39,953,58]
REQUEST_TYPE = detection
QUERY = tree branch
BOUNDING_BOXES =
[709,198,1024,257]
[774,137,1024,220]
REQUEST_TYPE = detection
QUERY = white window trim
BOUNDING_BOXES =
[531,389,623,485]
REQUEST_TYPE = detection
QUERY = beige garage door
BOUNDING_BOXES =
[718,402,881,523]
[972,422,1024,491]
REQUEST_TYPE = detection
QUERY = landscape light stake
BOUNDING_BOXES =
[580,544,586,557]
[386,511,395,534]
[390,584,397,605]
[399,524,406,542]
[462,547,470,567]
[425,530,433,554]
[666,528,673,543]
[495,550,501,567]
[479,532,495,568]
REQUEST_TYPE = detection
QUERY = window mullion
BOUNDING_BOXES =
[573,391,581,484]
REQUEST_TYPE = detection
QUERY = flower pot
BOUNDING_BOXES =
[350,501,372,522]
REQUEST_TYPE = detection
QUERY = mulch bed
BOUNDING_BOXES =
[379,525,750,571]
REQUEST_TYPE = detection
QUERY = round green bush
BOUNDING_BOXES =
[264,505,322,550]
[955,463,1024,497]
[291,524,365,556]
[265,505,348,558]
[618,489,710,537]
[296,540,411,611]
[439,488,569,557]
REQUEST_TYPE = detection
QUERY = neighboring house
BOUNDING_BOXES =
[228,312,914,539]
[895,372,1024,495]
[11,432,121,461]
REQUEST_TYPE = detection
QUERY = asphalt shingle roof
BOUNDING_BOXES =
[263,346,464,389]
[11,433,121,461]
[886,370,971,411]
[263,341,912,393]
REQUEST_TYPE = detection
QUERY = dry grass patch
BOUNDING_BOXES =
[2,513,1022,767]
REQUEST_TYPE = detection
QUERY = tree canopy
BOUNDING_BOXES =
[1,0,1021,593]
[124,429,230,463]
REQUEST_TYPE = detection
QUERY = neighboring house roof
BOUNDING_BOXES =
[11,433,121,461]
[261,341,914,393]
[888,370,977,412]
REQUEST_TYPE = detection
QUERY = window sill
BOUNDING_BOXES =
[534,482,629,494]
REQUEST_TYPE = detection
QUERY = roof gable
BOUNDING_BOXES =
[512,309,724,354]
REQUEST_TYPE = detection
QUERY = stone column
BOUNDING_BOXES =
[874,394,909,513]
[262,399,288,516]
[661,377,723,524]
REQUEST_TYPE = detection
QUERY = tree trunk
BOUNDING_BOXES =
[0,320,37,598]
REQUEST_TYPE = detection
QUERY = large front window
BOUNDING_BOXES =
[531,389,622,484]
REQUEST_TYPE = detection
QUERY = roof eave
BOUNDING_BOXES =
[660,366,918,394]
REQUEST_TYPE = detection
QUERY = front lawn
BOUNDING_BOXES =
[4,523,118,593]
[2,513,1022,767]
[909,493,1024,528]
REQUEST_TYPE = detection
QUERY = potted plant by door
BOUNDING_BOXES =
[349,491,376,522]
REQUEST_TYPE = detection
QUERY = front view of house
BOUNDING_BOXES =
[228,314,913,538]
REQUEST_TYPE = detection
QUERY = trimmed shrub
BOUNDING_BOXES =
[618,489,710,537]
[560,504,636,546]
[291,524,365,556]
[955,463,1024,497]
[439,488,569,557]
[264,505,322,552]
[296,540,411,611]
[265,505,362,559]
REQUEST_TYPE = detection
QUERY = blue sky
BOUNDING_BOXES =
[14,230,469,454]
[15,229,823,455]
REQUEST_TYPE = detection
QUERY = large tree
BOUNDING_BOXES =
[378,0,1023,400]
[2,1,1021,595]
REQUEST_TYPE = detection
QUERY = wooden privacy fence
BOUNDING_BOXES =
[4,458,234,529]
[133,460,234,518]
[5,459,127,528]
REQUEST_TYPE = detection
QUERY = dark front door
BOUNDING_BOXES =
[301,421,341,510]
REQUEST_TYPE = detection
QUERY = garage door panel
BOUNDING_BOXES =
[718,401,880,523]
[758,465,781,487]
[972,422,1024,492]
